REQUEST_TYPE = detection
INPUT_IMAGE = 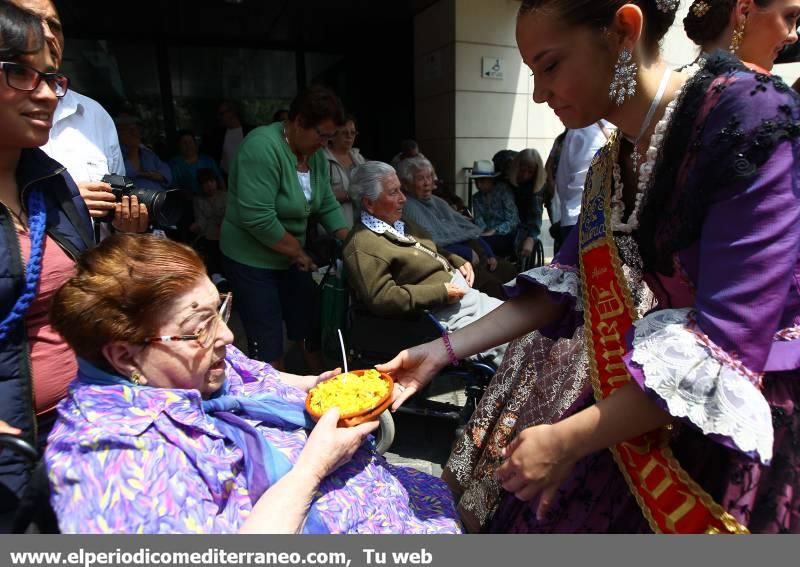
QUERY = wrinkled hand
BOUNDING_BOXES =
[112,195,150,233]
[0,420,21,436]
[444,283,466,304]
[496,424,576,520]
[458,262,475,287]
[77,181,117,218]
[486,256,498,272]
[295,409,379,482]
[376,341,448,411]
[520,237,535,259]
[293,251,317,272]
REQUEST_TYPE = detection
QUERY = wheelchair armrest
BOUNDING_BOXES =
[466,359,497,379]
[0,434,38,463]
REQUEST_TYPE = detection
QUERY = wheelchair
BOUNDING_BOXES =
[0,434,59,534]
[311,237,496,451]
[516,237,546,273]
[342,303,496,442]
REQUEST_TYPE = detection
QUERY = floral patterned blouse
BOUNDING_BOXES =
[472,184,519,236]
[45,346,462,534]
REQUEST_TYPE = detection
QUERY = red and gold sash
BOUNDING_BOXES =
[577,137,748,534]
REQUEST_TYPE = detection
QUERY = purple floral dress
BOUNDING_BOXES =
[45,347,462,534]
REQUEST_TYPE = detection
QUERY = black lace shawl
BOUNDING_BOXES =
[637,51,800,276]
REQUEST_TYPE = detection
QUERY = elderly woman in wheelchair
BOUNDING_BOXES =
[343,161,507,369]
[40,234,461,534]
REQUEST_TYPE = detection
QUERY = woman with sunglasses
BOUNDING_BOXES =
[0,0,94,531]
[44,233,461,534]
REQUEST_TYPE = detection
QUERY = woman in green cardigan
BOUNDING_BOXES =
[221,86,349,371]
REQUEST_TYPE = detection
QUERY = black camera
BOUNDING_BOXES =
[100,174,183,229]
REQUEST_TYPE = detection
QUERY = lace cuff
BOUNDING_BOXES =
[625,308,774,463]
[504,263,583,308]
[504,264,584,340]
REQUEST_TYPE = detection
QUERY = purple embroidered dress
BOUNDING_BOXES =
[456,55,800,533]
[45,347,462,534]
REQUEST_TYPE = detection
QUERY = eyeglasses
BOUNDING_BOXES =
[314,126,338,142]
[144,293,233,349]
[0,62,69,98]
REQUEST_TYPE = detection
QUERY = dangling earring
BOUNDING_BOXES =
[609,48,638,106]
[729,19,746,54]
[130,370,145,385]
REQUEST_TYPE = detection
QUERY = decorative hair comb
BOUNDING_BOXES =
[656,0,680,13]
[690,0,711,18]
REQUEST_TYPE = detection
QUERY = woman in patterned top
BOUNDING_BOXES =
[44,234,461,534]
[469,160,520,258]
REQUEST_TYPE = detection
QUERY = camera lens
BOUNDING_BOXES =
[99,175,183,229]
[133,187,182,229]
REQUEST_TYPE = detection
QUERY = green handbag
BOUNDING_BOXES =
[318,255,350,363]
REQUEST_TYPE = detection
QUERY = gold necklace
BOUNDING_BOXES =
[283,125,310,171]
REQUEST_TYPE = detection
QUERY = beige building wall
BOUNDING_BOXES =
[452,0,547,200]
[415,1,800,202]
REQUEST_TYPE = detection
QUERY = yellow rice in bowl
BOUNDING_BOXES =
[307,369,390,416]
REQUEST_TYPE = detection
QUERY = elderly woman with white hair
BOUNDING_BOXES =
[398,156,517,299]
[343,161,507,367]
[398,156,488,263]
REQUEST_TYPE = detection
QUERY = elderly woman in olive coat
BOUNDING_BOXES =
[343,161,507,367]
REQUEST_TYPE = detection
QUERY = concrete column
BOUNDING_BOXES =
[413,0,456,183]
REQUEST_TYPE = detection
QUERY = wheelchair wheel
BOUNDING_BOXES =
[373,410,396,455]
[517,238,545,272]
[534,238,545,268]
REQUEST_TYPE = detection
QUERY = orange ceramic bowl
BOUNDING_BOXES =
[305,369,394,427]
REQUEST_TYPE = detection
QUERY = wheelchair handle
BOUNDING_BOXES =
[0,434,39,463]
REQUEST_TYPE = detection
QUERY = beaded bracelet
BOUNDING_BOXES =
[441,331,459,367]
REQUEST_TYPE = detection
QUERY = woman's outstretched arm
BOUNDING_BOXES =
[379,286,566,409]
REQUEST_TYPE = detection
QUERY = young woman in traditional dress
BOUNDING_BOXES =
[381,0,800,533]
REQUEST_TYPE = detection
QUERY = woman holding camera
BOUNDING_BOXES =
[0,0,108,531]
